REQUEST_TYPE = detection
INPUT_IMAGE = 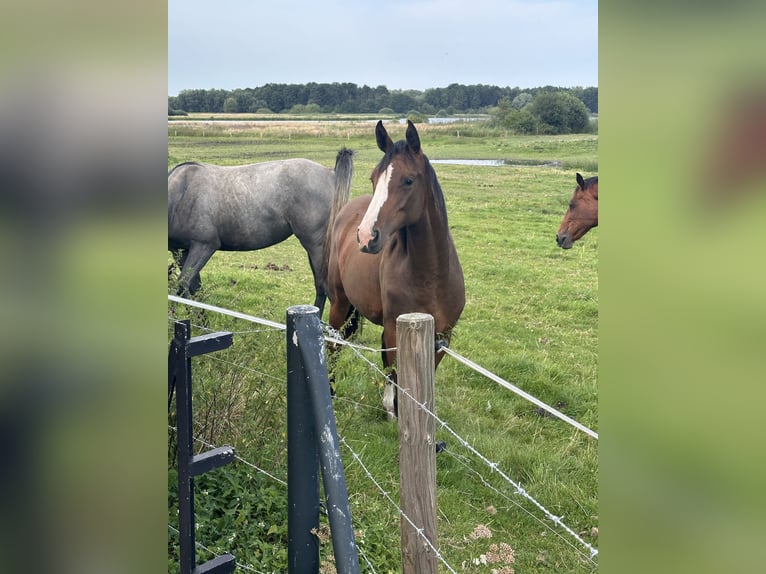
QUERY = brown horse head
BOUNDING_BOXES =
[357,120,447,253]
[556,173,598,249]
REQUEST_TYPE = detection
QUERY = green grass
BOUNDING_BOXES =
[168,118,598,573]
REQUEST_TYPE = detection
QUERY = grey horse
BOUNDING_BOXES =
[168,148,354,315]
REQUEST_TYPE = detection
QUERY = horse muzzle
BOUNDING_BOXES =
[556,233,573,249]
[358,227,381,254]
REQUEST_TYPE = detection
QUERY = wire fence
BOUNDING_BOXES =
[167,295,598,570]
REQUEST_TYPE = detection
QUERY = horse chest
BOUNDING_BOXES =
[380,261,457,326]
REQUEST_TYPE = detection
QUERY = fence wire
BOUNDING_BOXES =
[168,295,598,567]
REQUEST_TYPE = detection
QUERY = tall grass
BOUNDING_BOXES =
[168,118,598,573]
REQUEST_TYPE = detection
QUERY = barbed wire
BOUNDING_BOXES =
[169,426,383,573]
[339,437,459,574]
[167,313,282,336]
[169,425,287,487]
[441,447,597,564]
[200,353,285,384]
[392,379,599,560]
[167,524,266,574]
[168,295,598,563]
[319,324,598,559]
[439,345,598,440]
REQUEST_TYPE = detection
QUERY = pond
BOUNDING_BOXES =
[430,159,506,166]
[397,117,487,125]
[430,159,563,167]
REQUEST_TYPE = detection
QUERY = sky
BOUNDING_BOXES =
[168,0,597,96]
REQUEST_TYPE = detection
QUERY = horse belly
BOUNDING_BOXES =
[216,217,293,251]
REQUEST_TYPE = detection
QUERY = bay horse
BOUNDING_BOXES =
[168,148,354,315]
[327,120,465,419]
[556,173,598,249]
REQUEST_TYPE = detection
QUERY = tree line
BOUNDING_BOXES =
[169,83,597,117]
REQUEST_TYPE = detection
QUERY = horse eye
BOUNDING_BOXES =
[404,178,414,186]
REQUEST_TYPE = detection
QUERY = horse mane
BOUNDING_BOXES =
[423,154,449,225]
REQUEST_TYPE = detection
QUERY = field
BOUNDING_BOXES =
[168,117,598,573]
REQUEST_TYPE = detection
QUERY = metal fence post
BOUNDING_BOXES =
[170,319,236,574]
[287,306,321,574]
[287,305,360,574]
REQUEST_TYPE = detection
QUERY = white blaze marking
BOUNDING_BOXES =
[358,164,393,245]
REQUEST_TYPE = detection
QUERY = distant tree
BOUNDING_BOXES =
[223,96,239,113]
[167,83,596,117]
[504,109,539,134]
[247,99,269,113]
[259,84,286,112]
[511,92,533,110]
[420,102,436,115]
[490,96,511,127]
[175,89,206,112]
[562,93,591,132]
[406,111,428,124]
[337,100,360,113]
[529,91,590,134]
[288,102,321,114]
[580,86,598,113]
[390,91,417,114]
[205,89,228,112]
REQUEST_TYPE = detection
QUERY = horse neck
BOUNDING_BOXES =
[399,186,454,272]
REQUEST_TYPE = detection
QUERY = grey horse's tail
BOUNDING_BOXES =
[320,147,354,295]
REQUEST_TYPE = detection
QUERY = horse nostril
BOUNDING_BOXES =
[372,229,379,243]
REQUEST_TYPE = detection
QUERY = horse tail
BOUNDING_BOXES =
[320,147,354,294]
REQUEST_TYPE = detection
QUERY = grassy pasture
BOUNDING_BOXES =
[168,117,598,573]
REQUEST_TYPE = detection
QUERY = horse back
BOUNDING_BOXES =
[168,159,336,250]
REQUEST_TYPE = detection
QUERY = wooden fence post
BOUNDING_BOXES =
[396,313,438,574]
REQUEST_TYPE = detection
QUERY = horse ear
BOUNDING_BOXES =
[376,120,393,152]
[576,173,585,189]
[406,120,421,154]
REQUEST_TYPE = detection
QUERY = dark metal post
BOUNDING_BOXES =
[293,308,361,574]
[287,306,320,574]
[174,320,196,574]
[171,319,236,574]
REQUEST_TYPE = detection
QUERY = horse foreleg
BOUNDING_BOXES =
[177,242,215,296]
[313,292,327,318]
[326,295,355,396]
[381,328,398,420]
